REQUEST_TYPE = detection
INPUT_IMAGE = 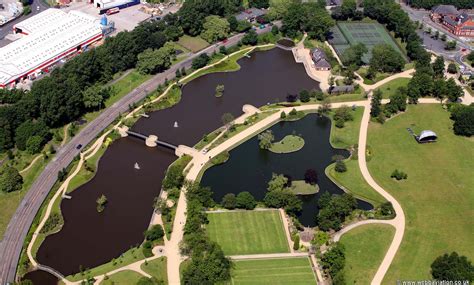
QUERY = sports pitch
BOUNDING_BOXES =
[329,22,405,63]
[230,257,317,285]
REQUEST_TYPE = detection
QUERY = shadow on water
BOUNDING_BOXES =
[201,114,373,226]
[37,48,319,275]
[22,270,58,285]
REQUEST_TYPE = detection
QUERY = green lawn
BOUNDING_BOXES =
[101,270,143,285]
[269,135,305,154]
[375,77,410,99]
[141,257,167,284]
[206,210,290,255]
[230,257,316,285]
[367,104,474,282]
[177,35,210,53]
[328,107,387,206]
[291,180,319,195]
[340,224,395,284]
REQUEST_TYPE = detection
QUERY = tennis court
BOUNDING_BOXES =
[329,22,405,63]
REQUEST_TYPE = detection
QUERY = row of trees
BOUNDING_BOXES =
[316,192,357,231]
[281,2,335,40]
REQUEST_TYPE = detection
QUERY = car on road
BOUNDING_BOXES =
[76,144,82,150]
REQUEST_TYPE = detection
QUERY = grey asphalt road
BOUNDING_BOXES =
[0,0,49,41]
[0,25,274,284]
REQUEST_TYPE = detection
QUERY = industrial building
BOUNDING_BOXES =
[0,9,104,88]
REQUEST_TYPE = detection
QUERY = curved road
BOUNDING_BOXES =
[0,26,273,284]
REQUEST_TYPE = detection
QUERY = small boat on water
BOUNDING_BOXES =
[134,162,140,170]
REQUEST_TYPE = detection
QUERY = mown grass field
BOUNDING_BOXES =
[367,104,474,282]
[375,77,411,99]
[206,210,289,255]
[269,135,305,153]
[230,257,316,285]
[177,35,210,53]
[340,224,395,284]
[141,257,167,284]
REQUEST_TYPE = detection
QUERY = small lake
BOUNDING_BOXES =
[201,114,372,226]
[22,270,58,285]
[37,48,320,275]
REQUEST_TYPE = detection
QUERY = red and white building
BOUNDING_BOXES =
[430,5,474,37]
[0,8,103,88]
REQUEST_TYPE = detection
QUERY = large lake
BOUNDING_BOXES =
[37,48,320,275]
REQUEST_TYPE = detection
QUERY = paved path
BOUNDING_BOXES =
[228,252,308,260]
[332,219,396,242]
[279,209,294,253]
[19,154,43,175]
[0,27,274,284]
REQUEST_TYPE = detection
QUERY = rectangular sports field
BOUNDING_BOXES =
[206,210,290,255]
[330,22,405,63]
[231,257,317,285]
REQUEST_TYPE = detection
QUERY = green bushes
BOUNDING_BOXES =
[316,192,356,231]
[0,166,23,193]
[335,160,347,173]
[321,243,346,284]
[430,252,474,281]
[144,225,165,242]
[391,169,408,180]
[236,192,257,210]
[162,155,191,191]
[293,235,300,250]
[221,193,237,209]
[40,212,63,234]
[96,194,108,212]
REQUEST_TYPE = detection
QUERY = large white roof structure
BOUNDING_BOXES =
[0,9,103,87]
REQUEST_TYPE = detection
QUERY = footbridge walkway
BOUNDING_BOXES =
[126,130,178,150]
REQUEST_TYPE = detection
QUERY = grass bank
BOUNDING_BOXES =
[375,77,410,99]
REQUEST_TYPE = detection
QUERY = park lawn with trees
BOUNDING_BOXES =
[177,35,210,53]
[206,210,290,255]
[269,135,305,153]
[328,107,387,206]
[367,104,473,282]
[100,270,143,285]
[230,257,316,285]
[290,180,319,195]
[375,77,411,99]
[339,224,395,284]
[140,257,167,283]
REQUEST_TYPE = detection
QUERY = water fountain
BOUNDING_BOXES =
[134,162,140,170]
[174,121,178,128]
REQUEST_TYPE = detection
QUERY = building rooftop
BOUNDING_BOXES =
[311,48,331,68]
[419,130,437,141]
[235,8,267,21]
[432,5,458,15]
[0,9,102,86]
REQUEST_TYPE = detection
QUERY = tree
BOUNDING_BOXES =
[201,16,230,43]
[369,44,405,73]
[144,224,165,241]
[82,84,112,111]
[219,45,227,55]
[431,252,474,281]
[321,243,346,279]
[370,90,382,118]
[0,167,23,193]
[249,0,269,8]
[258,130,274,149]
[445,40,457,51]
[333,105,353,123]
[267,0,293,20]
[304,169,318,185]
[137,43,175,74]
[281,2,335,40]
[267,173,287,191]
[221,193,237,209]
[96,194,108,213]
[293,235,300,250]
[241,29,258,46]
[221,112,234,129]
[26,135,43,154]
[447,63,457,74]
[264,188,302,215]
[299,90,310,102]
[15,120,50,151]
[440,33,447,41]
[280,111,286,119]
[432,56,445,78]
[342,42,367,67]
[445,78,463,102]
[450,105,474,136]
[335,160,347,173]
[236,191,257,210]
[192,53,210,69]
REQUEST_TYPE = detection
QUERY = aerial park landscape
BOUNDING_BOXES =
[0,0,473,285]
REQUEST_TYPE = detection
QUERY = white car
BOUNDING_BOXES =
[202,148,209,154]
[36,6,40,11]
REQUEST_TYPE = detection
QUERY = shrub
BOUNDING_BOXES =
[293,235,300,250]
[280,111,286,119]
[447,63,457,74]
[0,167,23,193]
[221,193,237,209]
[191,53,210,69]
[391,169,407,180]
[40,212,63,234]
[299,90,310,102]
[236,191,257,210]
[335,160,347,173]
[289,108,297,116]
[144,224,165,241]
[335,118,345,128]
[304,169,318,185]
[142,241,153,258]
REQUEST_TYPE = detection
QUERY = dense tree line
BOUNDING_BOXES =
[449,104,474,137]
[281,2,335,40]
[321,243,346,284]
[408,0,474,9]
[316,192,357,231]
[181,183,232,284]
[431,252,474,281]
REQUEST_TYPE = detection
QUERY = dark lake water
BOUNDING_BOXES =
[201,114,372,226]
[22,270,58,285]
[37,48,320,275]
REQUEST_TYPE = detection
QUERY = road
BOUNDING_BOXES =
[0,0,49,43]
[0,25,273,284]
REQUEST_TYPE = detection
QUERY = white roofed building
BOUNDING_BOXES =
[0,8,103,88]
